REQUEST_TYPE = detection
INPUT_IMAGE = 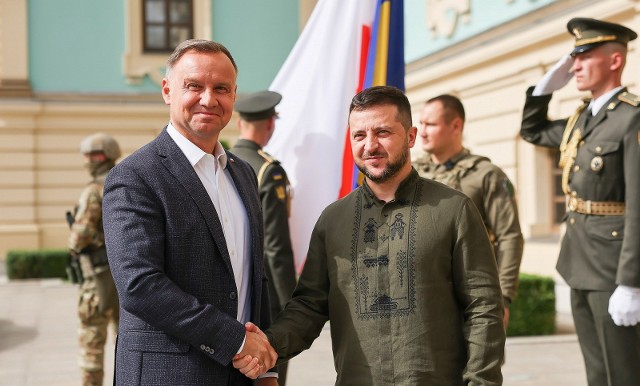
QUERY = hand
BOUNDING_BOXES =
[233,322,277,379]
[503,306,510,330]
[608,285,640,326]
[532,54,575,96]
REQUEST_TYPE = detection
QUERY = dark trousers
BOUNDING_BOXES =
[571,289,640,386]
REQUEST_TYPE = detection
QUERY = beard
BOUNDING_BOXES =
[356,145,409,184]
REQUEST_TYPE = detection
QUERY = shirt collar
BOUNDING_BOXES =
[362,168,420,205]
[166,123,228,169]
[589,86,624,116]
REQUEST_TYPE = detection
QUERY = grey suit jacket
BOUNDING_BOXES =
[103,129,271,385]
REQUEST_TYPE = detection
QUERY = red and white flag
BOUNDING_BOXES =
[266,0,404,270]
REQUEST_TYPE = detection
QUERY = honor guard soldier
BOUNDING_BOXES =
[414,94,524,329]
[521,17,640,386]
[231,90,297,386]
[68,133,121,386]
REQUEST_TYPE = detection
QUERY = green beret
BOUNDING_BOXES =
[234,90,282,121]
[567,17,637,56]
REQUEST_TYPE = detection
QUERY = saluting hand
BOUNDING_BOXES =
[532,54,575,96]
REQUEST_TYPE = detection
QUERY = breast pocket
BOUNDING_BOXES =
[579,141,623,198]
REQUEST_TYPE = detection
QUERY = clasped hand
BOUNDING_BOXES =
[233,322,278,379]
[608,285,640,327]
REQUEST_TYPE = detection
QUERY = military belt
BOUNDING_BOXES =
[567,196,625,216]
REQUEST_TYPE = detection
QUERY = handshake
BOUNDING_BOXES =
[234,322,278,381]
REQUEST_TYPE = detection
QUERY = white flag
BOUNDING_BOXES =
[266,0,376,270]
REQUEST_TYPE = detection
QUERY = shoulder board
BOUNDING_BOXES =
[257,149,277,164]
[618,91,640,107]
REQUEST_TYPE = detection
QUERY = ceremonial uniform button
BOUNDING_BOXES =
[612,231,619,237]
[569,218,576,225]
[595,146,602,153]
[574,165,580,172]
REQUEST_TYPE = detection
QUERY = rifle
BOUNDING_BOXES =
[65,209,84,284]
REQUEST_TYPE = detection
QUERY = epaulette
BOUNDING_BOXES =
[618,91,640,107]
[257,149,278,164]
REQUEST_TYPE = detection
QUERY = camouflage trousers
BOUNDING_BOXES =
[78,268,119,386]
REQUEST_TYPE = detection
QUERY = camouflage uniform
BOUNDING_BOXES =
[68,133,120,386]
[414,148,524,303]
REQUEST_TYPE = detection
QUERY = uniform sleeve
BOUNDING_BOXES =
[483,169,524,302]
[452,198,505,385]
[521,86,567,148]
[266,212,330,363]
[260,163,297,308]
[68,183,103,253]
[617,118,640,286]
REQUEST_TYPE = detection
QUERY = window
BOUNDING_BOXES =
[124,0,209,85]
[550,149,566,224]
[143,0,193,53]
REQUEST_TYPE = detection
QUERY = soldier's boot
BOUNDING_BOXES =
[82,369,104,386]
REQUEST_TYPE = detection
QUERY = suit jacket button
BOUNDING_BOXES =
[230,291,237,300]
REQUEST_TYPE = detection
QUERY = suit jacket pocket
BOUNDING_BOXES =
[125,330,190,353]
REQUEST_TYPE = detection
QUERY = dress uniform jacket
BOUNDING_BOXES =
[103,129,271,385]
[266,169,505,386]
[521,86,640,290]
[414,149,524,302]
[230,139,297,318]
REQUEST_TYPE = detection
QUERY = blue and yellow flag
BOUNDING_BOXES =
[339,0,405,197]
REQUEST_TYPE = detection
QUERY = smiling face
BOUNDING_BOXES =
[161,50,237,152]
[349,104,416,184]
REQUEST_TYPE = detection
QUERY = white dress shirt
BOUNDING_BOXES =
[167,124,252,325]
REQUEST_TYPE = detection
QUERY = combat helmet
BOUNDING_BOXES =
[80,132,121,161]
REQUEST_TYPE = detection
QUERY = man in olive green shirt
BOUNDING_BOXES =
[413,94,524,328]
[234,86,505,385]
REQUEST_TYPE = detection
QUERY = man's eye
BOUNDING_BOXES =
[215,86,230,94]
[187,83,201,90]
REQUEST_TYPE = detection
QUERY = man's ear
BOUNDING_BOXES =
[161,78,171,105]
[610,51,624,71]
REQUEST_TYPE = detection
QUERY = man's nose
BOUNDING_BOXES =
[200,89,218,107]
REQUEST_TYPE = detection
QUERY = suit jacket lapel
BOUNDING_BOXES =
[155,130,235,275]
[225,152,264,311]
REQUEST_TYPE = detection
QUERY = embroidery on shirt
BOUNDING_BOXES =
[352,190,417,320]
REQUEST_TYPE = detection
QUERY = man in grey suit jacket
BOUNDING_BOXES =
[103,40,277,385]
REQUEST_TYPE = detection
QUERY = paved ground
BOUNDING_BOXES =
[0,276,588,386]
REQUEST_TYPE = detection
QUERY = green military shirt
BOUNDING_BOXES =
[267,169,505,386]
[521,86,640,290]
[413,148,524,302]
[230,139,297,317]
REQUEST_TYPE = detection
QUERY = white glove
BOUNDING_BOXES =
[532,54,575,96]
[608,285,640,327]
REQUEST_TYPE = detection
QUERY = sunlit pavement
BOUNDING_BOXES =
[0,277,586,386]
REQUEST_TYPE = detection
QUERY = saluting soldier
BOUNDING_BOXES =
[414,94,524,329]
[68,133,121,386]
[521,17,640,386]
[230,90,297,386]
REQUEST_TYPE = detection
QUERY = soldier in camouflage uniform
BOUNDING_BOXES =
[68,133,121,386]
[231,91,297,386]
[521,18,640,386]
[414,94,524,329]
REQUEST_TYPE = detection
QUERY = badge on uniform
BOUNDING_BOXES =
[276,186,286,201]
[590,156,604,172]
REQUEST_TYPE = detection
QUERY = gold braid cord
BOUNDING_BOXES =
[559,104,587,194]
